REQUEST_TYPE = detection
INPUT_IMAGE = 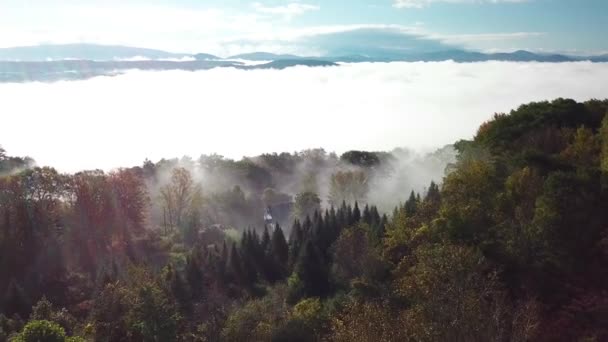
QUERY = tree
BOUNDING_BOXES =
[160,167,193,229]
[329,301,408,342]
[394,244,511,342]
[404,190,418,217]
[340,151,382,168]
[352,202,361,223]
[3,279,30,318]
[288,241,329,303]
[220,290,288,342]
[328,171,369,206]
[228,242,243,285]
[127,284,180,342]
[601,114,608,174]
[293,192,321,220]
[90,282,130,342]
[425,181,441,204]
[271,224,289,278]
[261,226,271,254]
[332,224,387,287]
[560,126,600,168]
[261,188,291,207]
[11,320,84,342]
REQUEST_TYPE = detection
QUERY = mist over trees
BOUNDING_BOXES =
[1,98,608,341]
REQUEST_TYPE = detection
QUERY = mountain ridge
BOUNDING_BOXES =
[1,43,607,63]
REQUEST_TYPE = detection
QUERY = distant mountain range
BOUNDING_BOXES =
[237,50,608,63]
[0,44,188,61]
[2,43,606,63]
[0,59,337,83]
[0,43,606,83]
[226,52,303,61]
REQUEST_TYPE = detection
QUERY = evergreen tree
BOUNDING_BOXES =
[229,242,243,285]
[240,230,259,286]
[362,204,371,224]
[169,266,191,313]
[288,220,304,271]
[353,202,361,223]
[271,224,289,266]
[346,204,354,226]
[405,191,418,216]
[3,279,30,318]
[185,254,204,300]
[292,240,329,299]
[370,205,381,226]
[261,226,271,255]
[425,181,441,204]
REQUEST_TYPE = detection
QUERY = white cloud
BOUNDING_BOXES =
[428,31,546,50]
[1,61,607,172]
[433,31,545,43]
[0,3,558,56]
[394,0,529,9]
[252,2,320,19]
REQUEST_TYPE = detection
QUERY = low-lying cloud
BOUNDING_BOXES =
[2,61,607,172]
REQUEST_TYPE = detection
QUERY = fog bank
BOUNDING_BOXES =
[2,61,608,172]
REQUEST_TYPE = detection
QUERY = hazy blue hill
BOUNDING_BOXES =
[193,53,221,60]
[0,59,338,82]
[324,49,599,63]
[227,52,304,61]
[589,54,608,62]
[487,50,575,62]
[1,43,604,64]
[246,59,337,69]
[0,59,240,82]
[0,43,186,61]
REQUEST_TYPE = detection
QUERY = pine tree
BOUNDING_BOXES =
[185,254,204,300]
[353,201,361,223]
[370,205,381,226]
[289,220,304,271]
[3,279,30,318]
[362,204,371,224]
[240,230,259,286]
[425,181,441,204]
[602,114,608,174]
[229,242,243,285]
[302,215,313,235]
[170,267,191,312]
[271,223,289,266]
[261,226,271,255]
[405,191,418,216]
[346,204,354,226]
[293,240,329,299]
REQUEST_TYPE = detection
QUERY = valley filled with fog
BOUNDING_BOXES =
[2,61,608,172]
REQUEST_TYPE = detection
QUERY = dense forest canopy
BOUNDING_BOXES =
[1,98,607,341]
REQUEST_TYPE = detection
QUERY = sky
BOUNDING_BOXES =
[0,0,607,56]
[1,1,607,172]
[2,61,608,172]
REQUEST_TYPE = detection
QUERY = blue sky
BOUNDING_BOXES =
[0,0,606,55]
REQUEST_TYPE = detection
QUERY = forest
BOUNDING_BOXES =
[1,98,607,341]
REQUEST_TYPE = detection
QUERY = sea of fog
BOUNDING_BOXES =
[2,61,608,172]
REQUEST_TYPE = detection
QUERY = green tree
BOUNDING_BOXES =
[287,241,329,303]
[127,284,180,342]
[293,192,321,220]
[11,320,84,342]
[271,224,289,274]
[160,167,193,230]
[328,171,369,206]
[601,114,608,174]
